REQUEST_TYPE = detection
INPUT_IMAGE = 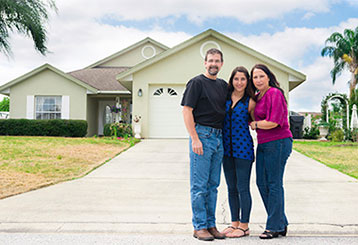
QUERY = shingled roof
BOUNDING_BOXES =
[68,67,130,92]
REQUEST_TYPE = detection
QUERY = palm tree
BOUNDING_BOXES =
[321,27,358,98]
[0,0,57,56]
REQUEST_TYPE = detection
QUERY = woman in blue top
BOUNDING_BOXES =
[221,66,256,238]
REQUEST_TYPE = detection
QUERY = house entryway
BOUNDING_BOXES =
[95,96,132,136]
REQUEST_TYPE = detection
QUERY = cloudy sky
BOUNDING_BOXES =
[1,0,358,112]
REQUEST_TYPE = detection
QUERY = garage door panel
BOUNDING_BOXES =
[149,85,188,138]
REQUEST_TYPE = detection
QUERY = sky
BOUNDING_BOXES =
[1,0,358,112]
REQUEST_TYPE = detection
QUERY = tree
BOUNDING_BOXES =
[321,27,358,98]
[0,97,9,111]
[0,0,57,56]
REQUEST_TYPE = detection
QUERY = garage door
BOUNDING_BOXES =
[149,85,188,138]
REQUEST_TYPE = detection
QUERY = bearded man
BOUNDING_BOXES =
[181,48,228,241]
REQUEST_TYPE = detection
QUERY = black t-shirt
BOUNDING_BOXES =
[181,74,228,129]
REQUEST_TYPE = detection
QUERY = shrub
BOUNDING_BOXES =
[105,122,133,138]
[352,129,358,142]
[0,119,87,137]
[103,123,112,136]
[330,129,344,142]
[302,126,320,139]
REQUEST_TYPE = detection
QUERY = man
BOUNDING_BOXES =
[181,48,228,241]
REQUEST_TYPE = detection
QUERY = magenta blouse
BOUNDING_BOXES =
[254,87,292,144]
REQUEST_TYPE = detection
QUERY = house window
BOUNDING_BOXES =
[35,96,62,119]
[153,88,164,96]
[168,88,178,96]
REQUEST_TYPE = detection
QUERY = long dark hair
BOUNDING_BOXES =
[250,64,286,101]
[228,66,255,100]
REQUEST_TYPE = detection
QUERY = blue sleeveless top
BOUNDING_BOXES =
[223,96,254,161]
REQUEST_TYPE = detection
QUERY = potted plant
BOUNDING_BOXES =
[318,121,329,140]
[133,115,142,139]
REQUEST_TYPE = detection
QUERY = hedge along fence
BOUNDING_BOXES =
[0,119,88,137]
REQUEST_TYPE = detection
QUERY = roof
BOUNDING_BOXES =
[86,37,169,69]
[116,29,306,90]
[68,67,130,92]
[0,64,98,95]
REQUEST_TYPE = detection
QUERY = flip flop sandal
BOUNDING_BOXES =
[226,227,250,238]
[222,226,237,234]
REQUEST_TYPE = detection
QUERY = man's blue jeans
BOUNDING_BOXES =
[189,124,223,231]
[256,137,292,232]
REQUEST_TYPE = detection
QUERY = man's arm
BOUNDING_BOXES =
[182,106,203,155]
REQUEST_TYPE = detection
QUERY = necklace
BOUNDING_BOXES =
[258,86,271,100]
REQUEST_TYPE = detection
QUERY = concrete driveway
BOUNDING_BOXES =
[0,139,357,239]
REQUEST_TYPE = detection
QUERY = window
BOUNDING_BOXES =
[153,88,164,96]
[168,88,178,96]
[35,96,62,119]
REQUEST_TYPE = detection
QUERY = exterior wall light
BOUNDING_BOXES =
[138,88,143,97]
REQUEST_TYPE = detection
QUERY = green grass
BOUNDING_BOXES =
[293,140,358,179]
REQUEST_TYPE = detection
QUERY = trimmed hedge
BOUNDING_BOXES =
[0,119,87,137]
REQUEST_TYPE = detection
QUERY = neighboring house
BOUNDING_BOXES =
[0,29,306,138]
[298,112,323,129]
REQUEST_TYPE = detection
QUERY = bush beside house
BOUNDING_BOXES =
[103,123,133,138]
[0,119,87,137]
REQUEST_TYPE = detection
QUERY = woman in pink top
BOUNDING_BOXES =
[249,64,293,240]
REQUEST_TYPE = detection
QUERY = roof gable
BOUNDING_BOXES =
[116,29,306,84]
[86,37,169,68]
[0,64,98,94]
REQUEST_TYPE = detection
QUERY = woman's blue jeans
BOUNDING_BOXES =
[189,124,223,231]
[223,156,253,223]
[256,137,292,232]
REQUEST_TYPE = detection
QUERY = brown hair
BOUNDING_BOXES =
[250,64,286,101]
[205,48,223,62]
[228,66,256,100]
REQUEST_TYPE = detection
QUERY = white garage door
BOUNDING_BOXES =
[149,85,188,138]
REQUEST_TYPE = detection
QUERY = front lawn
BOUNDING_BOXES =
[293,141,358,179]
[0,136,139,199]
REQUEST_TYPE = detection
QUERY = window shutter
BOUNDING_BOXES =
[26,95,34,119]
[62,96,70,119]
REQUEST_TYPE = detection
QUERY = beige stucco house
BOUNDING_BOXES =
[0,29,306,138]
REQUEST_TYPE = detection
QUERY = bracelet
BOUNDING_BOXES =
[255,121,258,129]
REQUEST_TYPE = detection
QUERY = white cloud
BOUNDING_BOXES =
[302,12,316,20]
[228,18,358,69]
[346,0,358,6]
[55,0,336,25]
[289,57,350,112]
[0,22,190,84]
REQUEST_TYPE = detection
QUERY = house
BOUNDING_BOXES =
[0,29,306,138]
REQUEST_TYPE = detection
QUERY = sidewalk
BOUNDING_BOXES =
[0,139,357,237]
